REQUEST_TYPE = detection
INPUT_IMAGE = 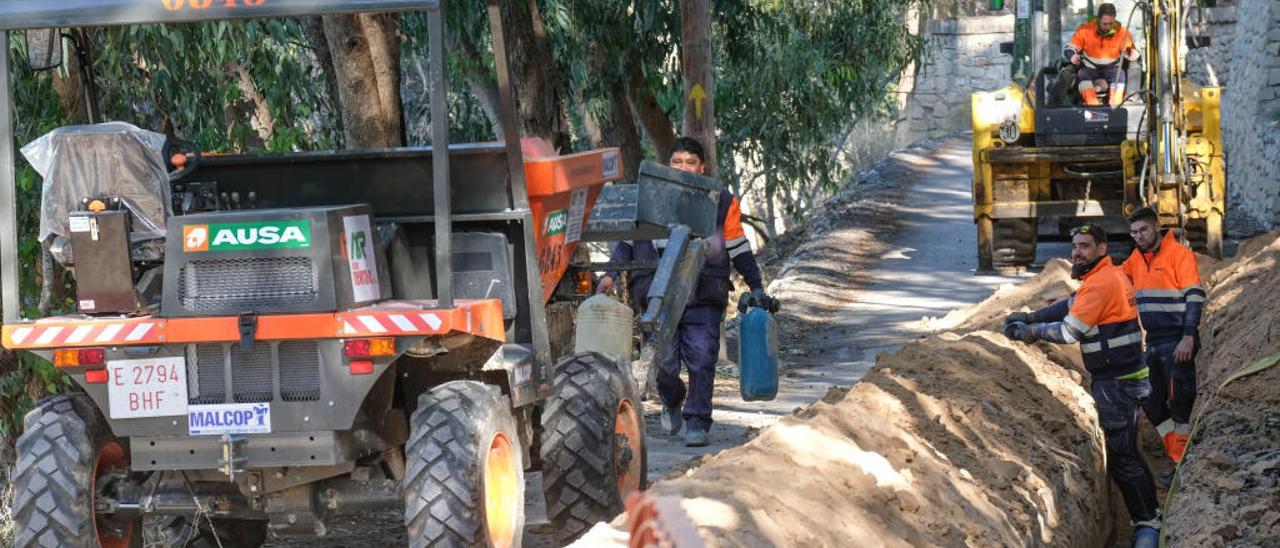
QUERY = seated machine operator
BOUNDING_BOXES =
[1065,3,1141,106]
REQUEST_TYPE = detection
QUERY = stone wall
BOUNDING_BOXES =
[896,15,1016,146]
[1215,0,1280,236]
[1185,5,1237,87]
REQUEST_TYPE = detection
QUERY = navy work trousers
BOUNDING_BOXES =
[1078,63,1124,88]
[1092,376,1161,523]
[1142,337,1197,426]
[657,305,724,431]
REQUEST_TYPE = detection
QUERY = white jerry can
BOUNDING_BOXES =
[573,294,634,365]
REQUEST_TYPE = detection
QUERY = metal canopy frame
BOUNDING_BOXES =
[0,1,438,31]
[0,0,533,332]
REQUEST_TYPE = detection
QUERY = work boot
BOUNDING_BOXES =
[1163,428,1190,463]
[1080,87,1102,106]
[660,405,682,436]
[684,426,710,447]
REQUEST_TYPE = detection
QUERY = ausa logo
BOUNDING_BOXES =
[183,225,210,252]
[544,210,568,236]
[183,220,311,252]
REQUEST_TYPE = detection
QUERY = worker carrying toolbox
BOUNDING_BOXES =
[1064,2,1141,106]
[1003,224,1162,547]
[1121,206,1206,464]
[599,136,776,448]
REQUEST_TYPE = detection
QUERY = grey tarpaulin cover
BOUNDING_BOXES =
[22,122,171,247]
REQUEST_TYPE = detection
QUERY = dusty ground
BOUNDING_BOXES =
[595,248,1126,547]
[1164,234,1280,547]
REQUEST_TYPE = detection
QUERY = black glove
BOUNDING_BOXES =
[739,289,780,313]
[1004,311,1034,326]
[1002,321,1038,343]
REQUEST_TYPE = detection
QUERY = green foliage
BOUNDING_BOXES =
[714,0,927,218]
[543,0,681,136]
[0,352,68,444]
[401,10,500,144]
[5,36,71,449]
[94,21,338,152]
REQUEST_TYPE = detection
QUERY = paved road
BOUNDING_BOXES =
[643,138,1070,481]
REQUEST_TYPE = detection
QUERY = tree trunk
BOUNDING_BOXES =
[580,49,643,181]
[629,65,675,159]
[680,0,716,175]
[301,16,345,145]
[501,0,572,152]
[51,34,89,125]
[322,13,404,149]
[225,60,275,146]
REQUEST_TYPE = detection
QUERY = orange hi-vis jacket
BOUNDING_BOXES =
[1065,22,1136,68]
[1033,258,1145,378]
[1121,230,1206,343]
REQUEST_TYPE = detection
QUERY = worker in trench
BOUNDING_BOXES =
[1121,207,1205,466]
[1065,2,1141,106]
[597,136,775,447]
[1003,224,1162,541]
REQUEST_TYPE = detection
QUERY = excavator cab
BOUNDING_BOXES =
[1034,58,1146,147]
[970,0,1225,271]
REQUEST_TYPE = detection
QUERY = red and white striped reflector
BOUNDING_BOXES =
[339,312,445,337]
[6,321,161,349]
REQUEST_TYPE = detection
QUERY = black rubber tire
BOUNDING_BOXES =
[540,352,647,545]
[403,381,524,548]
[993,218,1038,266]
[12,393,141,548]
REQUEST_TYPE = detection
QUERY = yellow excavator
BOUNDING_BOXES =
[971,0,1224,269]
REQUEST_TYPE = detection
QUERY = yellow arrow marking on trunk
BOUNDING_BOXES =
[689,83,707,120]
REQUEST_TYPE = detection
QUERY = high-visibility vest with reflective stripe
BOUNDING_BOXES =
[1121,230,1205,342]
[1066,22,1135,67]
[1066,259,1144,378]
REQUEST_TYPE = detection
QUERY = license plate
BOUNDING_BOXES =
[187,403,272,436]
[106,357,189,419]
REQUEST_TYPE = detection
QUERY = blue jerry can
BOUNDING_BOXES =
[738,307,778,401]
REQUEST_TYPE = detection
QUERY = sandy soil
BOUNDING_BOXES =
[621,257,1122,547]
[1164,234,1280,547]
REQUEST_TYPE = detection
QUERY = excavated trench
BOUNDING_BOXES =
[638,260,1118,547]
[626,235,1280,547]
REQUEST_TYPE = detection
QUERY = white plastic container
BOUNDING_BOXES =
[573,294,634,365]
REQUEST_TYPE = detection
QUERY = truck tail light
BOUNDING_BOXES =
[54,348,107,367]
[84,369,109,384]
[349,360,374,375]
[575,271,594,295]
[344,338,395,357]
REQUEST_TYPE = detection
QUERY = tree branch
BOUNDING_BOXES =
[629,64,675,158]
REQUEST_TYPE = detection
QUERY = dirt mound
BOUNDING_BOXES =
[644,331,1108,547]
[922,259,1076,334]
[1164,233,1280,547]
[615,260,1113,547]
